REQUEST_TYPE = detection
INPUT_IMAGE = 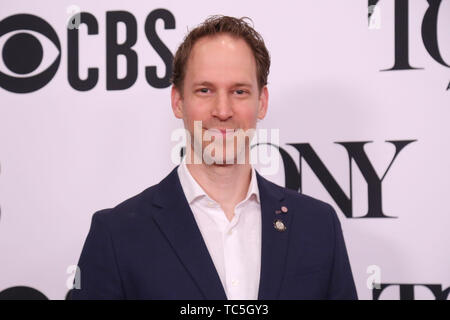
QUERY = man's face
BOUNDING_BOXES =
[171,33,268,165]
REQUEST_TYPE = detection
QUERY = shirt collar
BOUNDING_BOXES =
[177,156,260,205]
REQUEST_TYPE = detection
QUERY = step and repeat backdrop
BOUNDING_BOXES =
[0,0,449,300]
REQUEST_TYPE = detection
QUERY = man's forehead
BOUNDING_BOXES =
[185,34,257,85]
[193,33,244,50]
[189,37,254,63]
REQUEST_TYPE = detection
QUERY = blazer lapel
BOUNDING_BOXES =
[150,167,227,300]
[256,171,293,300]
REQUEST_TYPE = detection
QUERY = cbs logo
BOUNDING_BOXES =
[0,10,174,94]
[0,14,60,93]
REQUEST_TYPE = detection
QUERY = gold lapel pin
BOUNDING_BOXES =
[274,219,286,232]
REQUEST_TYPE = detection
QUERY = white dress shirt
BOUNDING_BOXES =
[177,156,262,300]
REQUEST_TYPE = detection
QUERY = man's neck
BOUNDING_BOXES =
[186,160,252,221]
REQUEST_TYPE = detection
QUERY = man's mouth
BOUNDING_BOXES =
[204,128,237,136]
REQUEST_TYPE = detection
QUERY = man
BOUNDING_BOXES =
[71,16,357,300]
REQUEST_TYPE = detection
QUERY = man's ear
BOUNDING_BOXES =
[257,85,269,120]
[171,85,184,119]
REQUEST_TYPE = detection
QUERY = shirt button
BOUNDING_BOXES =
[231,279,239,286]
[227,229,233,236]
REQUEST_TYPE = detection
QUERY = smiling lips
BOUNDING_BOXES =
[205,128,236,136]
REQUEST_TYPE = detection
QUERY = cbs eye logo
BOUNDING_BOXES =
[0,14,61,93]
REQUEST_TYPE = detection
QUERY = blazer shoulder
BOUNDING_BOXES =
[262,175,333,208]
[287,187,334,214]
[91,183,160,225]
[89,166,180,230]
[262,176,336,221]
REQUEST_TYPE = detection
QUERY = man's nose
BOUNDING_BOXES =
[211,91,233,121]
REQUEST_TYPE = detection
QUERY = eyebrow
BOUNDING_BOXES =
[193,81,253,88]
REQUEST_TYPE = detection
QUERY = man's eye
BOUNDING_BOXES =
[198,88,209,93]
[235,89,247,95]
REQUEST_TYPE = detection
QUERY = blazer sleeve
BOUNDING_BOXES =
[70,210,125,300]
[326,205,358,300]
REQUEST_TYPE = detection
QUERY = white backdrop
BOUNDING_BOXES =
[0,0,449,300]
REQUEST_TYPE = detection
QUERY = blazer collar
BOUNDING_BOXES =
[151,166,292,300]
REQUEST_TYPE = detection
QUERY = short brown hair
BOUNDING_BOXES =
[171,15,270,95]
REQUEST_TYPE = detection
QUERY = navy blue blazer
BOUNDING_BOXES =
[71,166,357,300]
